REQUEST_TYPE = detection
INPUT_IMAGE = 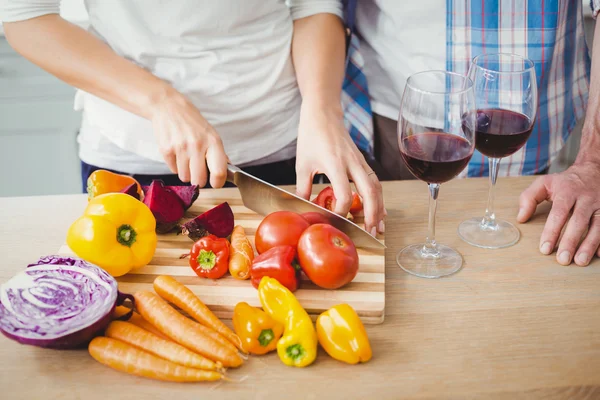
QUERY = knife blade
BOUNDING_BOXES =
[226,164,386,249]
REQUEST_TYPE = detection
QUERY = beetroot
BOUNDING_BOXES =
[181,202,234,241]
[143,180,185,234]
[142,184,199,211]
[121,183,141,201]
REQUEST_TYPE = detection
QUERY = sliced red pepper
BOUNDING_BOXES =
[189,234,230,279]
[313,186,363,215]
[250,245,301,292]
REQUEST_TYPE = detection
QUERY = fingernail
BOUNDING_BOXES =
[540,242,552,255]
[378,220,385,233]
[384,208,388,216]
[370,227,377,237]
[576,253,590,266]
[558,250,571,265]
[517,209,525,221]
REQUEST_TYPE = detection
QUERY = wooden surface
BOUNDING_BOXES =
[57,190,386,323]
[1,176,599,400]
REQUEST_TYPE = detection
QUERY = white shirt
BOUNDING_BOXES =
[0,0,343,174]
[356,0,445,121]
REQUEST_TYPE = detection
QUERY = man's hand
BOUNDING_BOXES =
[517,161,600,266]
[295,103,386,236]
[151,90,228,188]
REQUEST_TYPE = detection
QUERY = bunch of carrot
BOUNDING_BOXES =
[88,275,247,383]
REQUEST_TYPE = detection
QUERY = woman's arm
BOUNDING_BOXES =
[290,7,385,235]
[2,12,227,187]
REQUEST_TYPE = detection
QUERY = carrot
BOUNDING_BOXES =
[134,290,243,368]
[228,225,254,280]
[88,337,223,382]
[105,321,222,371]
[113,306,170,340]
[153,275,245,353]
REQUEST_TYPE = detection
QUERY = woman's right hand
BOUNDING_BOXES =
[150,90,229,188]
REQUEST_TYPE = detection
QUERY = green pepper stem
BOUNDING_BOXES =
[116,224,137,247]
[258,329,275,347]
[286,343,306,361]
[197,249,217,271]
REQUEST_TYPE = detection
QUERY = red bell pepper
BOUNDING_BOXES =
[189,234,230,279]
[250,245,301,292]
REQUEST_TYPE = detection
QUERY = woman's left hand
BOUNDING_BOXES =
[295,103,386,237]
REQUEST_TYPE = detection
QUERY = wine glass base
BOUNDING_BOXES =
[457,217,520,249]
[396,244,463,279]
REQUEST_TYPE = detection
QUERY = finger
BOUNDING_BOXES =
[175,149,191,183]
[327,166,353,217]
[539,197,574,255]
[574,216,600,266]
[517,177,549,223]
[556,202,594,265]
[350,165,382,235]
[189,147,208,188]
[163,152,178,174]
[295,163,315,200]
[205,142,228,189]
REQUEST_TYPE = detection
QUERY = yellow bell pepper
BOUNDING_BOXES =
[67,193,157,277]
[232,302,284,355]
[316,304,372,364]
[258,277,317,367]
[87,169,143,201]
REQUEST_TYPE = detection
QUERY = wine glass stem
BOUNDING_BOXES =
[482,157,501,229]
[422,183,440,257]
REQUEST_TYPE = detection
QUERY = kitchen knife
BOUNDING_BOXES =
[226,164,386,249]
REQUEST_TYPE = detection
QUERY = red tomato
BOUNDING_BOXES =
[297,224,359,289]
[255,211,310,254]
[313,186,363,215]
[301,212,331,226]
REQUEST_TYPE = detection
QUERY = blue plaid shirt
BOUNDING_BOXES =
[343,1,599,177]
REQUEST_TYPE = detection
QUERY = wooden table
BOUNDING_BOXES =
[1,177,599,400]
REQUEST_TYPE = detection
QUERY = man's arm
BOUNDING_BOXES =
[2,9,227,187]
[517,18,600,266]
[290,8,385,236]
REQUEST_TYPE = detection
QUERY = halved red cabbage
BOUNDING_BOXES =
[0,256,133,349]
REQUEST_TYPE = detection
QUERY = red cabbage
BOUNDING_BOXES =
[0,256,133,349]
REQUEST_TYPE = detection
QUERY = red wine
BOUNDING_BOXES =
[400,133,473,184]
[474,108,533,158]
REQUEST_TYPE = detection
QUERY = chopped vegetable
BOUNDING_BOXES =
[133,291,243,368]
[142,184,200,211]
[181,202,234,241]
[258,277,318,368]
[250,245,301,292]
[105,321,221,371]
[229,225,254,280]
[113,306,169,340]
[67,193,157,277]
[232,302,283,355]
[0,256,133,349]
[87,169,143,201]
[189,235,230,279]
[313,186,363,216]
[120,182,142,200]
[88,337,224,382]
[153,276,244,353]
[316,304,372,364]
[143,180,185,233]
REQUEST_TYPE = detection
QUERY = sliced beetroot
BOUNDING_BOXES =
[169,185,199,211]
[121,183,141,201]
[181,202,234,241]
[143,180,185,234]
[142,185,198,211]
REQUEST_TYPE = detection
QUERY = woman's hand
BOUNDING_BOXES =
[150,90,229,188]
[295,103,386,237]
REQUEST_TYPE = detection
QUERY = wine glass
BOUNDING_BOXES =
[397,70,476,278]
[457,53,538,249]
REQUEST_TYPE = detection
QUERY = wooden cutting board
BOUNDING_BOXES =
[58,187,386,324]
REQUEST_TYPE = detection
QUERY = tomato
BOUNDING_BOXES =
[301,212,331,226]
[297,224,359,290]
[313,186,363,215]
[255,211,310,254]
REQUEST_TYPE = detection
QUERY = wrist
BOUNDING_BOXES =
[143,83,185,119]
[575,125,600,166]
[300,97,343,120]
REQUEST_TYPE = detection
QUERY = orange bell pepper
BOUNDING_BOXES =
[87,169,143,201]
[232,302,283,355]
